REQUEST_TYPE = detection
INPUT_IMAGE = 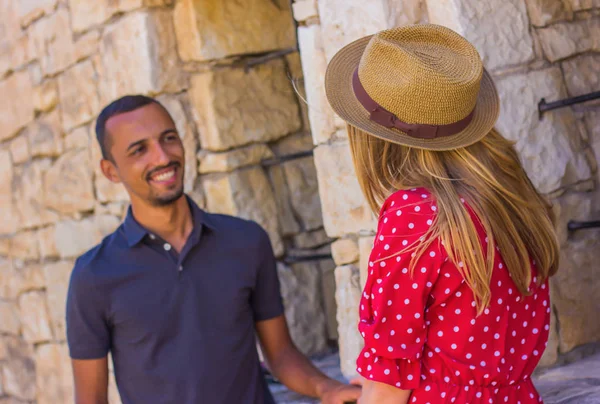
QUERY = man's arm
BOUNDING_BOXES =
[256,315,361,404]
[71,357,109,404]
[359,379,411,404]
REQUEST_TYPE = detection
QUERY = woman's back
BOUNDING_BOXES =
[357,188,549,403]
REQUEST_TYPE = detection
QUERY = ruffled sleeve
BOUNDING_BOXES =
[356,188,445,389]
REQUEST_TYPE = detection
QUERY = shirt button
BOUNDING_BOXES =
[178,265,183,272]
[164,243,171,251]
[149,234,156,240]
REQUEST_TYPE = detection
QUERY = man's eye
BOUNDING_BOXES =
[132,146,145,155]
[166,134,178,141]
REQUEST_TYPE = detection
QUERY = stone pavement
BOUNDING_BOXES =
[269,350,600,403]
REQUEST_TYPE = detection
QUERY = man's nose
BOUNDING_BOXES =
[152,143,170,166]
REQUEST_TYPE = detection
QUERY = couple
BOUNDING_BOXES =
[66,24,558,404]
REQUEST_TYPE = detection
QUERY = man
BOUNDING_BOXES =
[65,95,361,404]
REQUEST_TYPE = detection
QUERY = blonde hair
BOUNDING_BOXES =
[348,125,559,313]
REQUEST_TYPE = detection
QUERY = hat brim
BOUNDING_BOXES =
[325,35,500,151]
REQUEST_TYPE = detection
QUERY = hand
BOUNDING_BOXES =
[318,378,362,404]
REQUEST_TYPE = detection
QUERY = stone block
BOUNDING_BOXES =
[321,261,339,340]
[98,10,185,105]
[68,0,143,33]
[198,144,273,174]
[58,61,100,132]
[331,238,359,266]
[0,150,18,235]
[525,0,573,27]
[285,52,311,132]
[292,228,332,249]
[17,0,57,27]
[584,110,600,185]
[94,202,127,217]
[42,261,73,340]
[28,8,76,75]
[313,142,376,237]
[267,165,302,236]
[0,260,45,300]
[33,80,58,113]
[0,301,20,334]
[358,236,375,290]
[0,0,21,50]
[277,262,328,355]
[282,156,323,232]
[0,70,34,141]
[44,149,95,214]
[566,0,600,10]
[24,109,63,158]
[203,168,284,256]
[189,60,302,152]
[37,226,58,259]
[0,337,36,401]
[270,130,314,156]
[74,30,100,61]
[10,231,39,261]
[156,94,198,193]
[35,343,74,404]
[173,0,296,61]
[495,68,591,194]
[317,0,388,62]
[427,0,535,70]
[562,54,600,101]
[334,264,363,378]
[550,192,600,353]
[293,0,318,22]
[537,18,600,62]
[0,239,9,256]
[13,159,60,230]
[387,0,428,26]
[64,126,90,151]
[55,215,120,259]
[19,291,53,343]
[9,135,30,165]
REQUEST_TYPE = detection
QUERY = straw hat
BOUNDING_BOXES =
[325,24,500,150]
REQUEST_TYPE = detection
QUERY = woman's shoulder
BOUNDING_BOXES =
[381,187,438,216]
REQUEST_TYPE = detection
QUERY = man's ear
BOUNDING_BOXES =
[100,159,121,184]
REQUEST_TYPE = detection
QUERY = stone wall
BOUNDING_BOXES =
[293,0,600,377]
[0,1,338,402]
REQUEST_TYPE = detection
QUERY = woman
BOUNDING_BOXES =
[324,24,559,403]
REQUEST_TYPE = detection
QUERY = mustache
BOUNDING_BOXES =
[146,161,181,181]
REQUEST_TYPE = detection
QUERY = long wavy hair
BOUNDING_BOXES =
[347,125,559,313]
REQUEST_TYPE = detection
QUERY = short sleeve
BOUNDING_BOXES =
[356,189,445,389]
[251,228,284,322]
[66,260,111,359]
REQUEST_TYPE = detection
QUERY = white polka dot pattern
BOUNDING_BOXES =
[355,188,551,404]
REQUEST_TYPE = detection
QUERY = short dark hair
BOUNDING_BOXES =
[95,95,162,161]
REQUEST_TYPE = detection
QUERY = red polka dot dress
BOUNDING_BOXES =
[356,188,550,403]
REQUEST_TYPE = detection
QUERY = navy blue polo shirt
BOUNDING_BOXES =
[65,196,284,404]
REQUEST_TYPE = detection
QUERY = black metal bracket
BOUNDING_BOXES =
[260,149,314,167]
[283,253,333,264]
[538,91,600,119]
[567,220,600,232]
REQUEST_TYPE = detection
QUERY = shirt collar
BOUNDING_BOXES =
[122,195,217,248]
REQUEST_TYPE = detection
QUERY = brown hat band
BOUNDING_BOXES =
[352,69,476,139]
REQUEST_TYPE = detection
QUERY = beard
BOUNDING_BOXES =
[149,185,184,207]
[144,161,185,207]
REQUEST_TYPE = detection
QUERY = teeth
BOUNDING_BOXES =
[153,169,175,181]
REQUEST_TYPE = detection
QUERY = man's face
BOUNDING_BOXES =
[100,103,185,207]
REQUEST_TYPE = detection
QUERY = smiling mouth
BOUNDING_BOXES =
[152,169,175,182]
[147,164,179,184]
